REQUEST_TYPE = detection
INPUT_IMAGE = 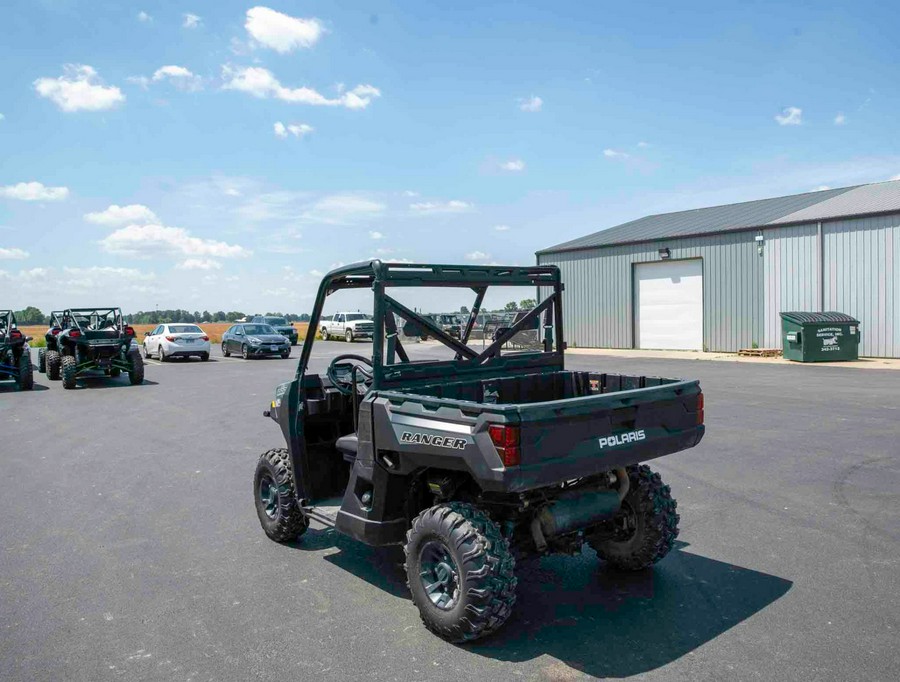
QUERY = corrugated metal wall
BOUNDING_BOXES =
[824,213,900,357]
[538,231,764,352]
[762,223,818,347]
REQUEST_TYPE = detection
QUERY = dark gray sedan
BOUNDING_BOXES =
[221,324,291,359]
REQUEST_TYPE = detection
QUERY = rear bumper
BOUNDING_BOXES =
[162,341,210,356]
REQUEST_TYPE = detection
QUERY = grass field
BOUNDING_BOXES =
[19,322,310,346]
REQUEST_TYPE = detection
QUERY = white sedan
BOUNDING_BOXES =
[142,324,211,362]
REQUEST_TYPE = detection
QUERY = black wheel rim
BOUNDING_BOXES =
[419,540,461,610]
[259,473,279,519]
[612,501,639,542]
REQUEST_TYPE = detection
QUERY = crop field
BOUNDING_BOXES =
[18,322,311,346]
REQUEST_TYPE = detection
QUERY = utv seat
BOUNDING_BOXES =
[335,434,359,463]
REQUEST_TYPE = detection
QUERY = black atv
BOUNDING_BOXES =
[0,310,34,391]
[37,310,65,379]
[253,262,704,643]
[56,308,144,389]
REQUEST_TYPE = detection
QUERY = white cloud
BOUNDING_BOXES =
[137,11,151,23]
[303,195,386,224]
[637,141,651,148]
[126,75,150,89]
[0,181,69,201]
[183,13,201,29]
[494,224,511,231]
[84,204,158,226]
[403,190,419,197]
[500,159,525,172]
[465,250,490,261]
[369,230,384,240]
[274,121,314,138]
[152,65,202,91]
[834,113,846,125]
[222,66,380,109]
[603,149,630,160]
[177,258,222,270]
[775,106,803,126]
[0,247,29,260]
[409,200,473,214]
[519,95,542,112]
[34,64,125,112]
[245,6,324,53]
[99,224,251,259]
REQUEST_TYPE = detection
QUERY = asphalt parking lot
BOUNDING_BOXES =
[2,341,899,681]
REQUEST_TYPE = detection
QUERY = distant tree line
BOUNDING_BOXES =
[10,307,311,326]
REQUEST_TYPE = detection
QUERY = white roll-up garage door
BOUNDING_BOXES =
[634,259,703,350]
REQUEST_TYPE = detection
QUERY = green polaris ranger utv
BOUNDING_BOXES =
[37,310,64,379]
[0,310,34,391]
[253,262,704,642]
[55,308,144,389]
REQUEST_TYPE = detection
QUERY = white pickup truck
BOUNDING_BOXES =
[320,312,375,342]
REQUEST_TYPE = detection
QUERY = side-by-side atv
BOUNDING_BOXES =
[0,310,34,391]
[54,308,144,389]
[37,310,64,378]
[253,262,705,643]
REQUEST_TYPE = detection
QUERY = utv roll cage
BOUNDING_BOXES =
[300,261,564,389]
[61,307,125,333]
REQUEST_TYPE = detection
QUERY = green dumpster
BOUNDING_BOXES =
[780,312,861,362]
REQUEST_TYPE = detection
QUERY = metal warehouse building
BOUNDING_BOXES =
[537,180,900,357]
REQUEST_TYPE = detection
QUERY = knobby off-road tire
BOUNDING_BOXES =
[38,348,46,374]
[61,355,77,389]
[253,448,308,542]
[128,351,144,385]
[16,351,34,390]
[405,502,517,643]
[46,350,61,380]
[589,464,679,571]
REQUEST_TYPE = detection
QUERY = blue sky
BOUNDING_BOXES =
[1,1,899,314]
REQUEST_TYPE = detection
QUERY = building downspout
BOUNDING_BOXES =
[816,221,824,312]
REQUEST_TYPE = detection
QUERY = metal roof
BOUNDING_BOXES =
[538,179,900,254]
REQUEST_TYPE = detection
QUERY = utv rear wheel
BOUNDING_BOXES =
[46,350,61,380]
[128,351,144,385]
[588,464,679,571]
[61,355,77,389]
[405,502,517,643]
[16,352,33,390]
[254,448,308,542]
[38,348,46,373]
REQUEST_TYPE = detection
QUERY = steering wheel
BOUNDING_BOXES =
[327,354,374,395]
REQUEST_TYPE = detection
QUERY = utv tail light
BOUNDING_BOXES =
[69,330,81,338]
[10,329,22,340]
[488,424,521,467]
[125,326,135,336]
[51,328,61,335]
[696,392,704,425]
[165,335,176,342]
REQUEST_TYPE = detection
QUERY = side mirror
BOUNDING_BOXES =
[144,331,151,336]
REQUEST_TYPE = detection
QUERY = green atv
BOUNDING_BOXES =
[37,310,65,379]
[55,308,144,389]
[0,310,34,391]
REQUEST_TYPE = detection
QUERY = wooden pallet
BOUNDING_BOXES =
[738,348,782,357]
